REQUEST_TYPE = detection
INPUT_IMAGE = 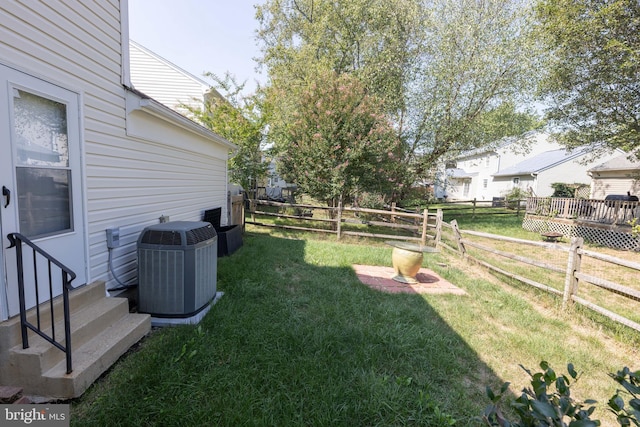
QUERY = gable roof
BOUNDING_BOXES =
[453,130,542,160]
[492,147,586,177]
[589,154,640,172]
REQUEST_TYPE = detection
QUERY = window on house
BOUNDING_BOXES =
[483,179,488,189]
[513,177,520,187]
[485,156,490,167]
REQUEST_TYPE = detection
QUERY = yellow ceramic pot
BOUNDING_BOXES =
[391,247,423,284]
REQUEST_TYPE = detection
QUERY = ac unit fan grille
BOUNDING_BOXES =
[141,230,182,245]
[141,224,216,246]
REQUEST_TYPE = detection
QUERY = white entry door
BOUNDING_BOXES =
[0,64,87,320]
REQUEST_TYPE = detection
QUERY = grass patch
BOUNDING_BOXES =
[70,229,639,426]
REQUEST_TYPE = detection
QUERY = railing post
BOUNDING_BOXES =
[62,272,72,374]
[336,200,342,240]
[562,198,570,218]
[14,239,29,349]
[562,237,584,310]
[421,208,428,246]
[450,219,466,256]
[435,209,443,246]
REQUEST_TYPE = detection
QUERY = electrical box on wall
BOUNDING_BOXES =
[106,227,120,249]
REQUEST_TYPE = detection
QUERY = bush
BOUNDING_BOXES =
[482,362,640,427]
[353,191,388,222]
[503,187,528,209]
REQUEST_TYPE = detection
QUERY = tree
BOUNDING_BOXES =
[536,0,640,158]
[256,0,543,181]
[405,0,543,170]
[184,73,269,192]
[276,69,405,207]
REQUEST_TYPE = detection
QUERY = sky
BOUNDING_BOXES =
[127,0,266,94]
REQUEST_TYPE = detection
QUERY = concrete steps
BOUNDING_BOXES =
[0,281,150,399]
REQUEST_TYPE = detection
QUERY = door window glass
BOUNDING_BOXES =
[13,89,73,237]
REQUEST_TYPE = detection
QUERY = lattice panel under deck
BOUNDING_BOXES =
[522,217,640,251]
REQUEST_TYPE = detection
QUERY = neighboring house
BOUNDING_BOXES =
[436,132,621,200]
[588,154,640,199]
[436,132,558,200]
[0,1,235,398]
[491,147,622,197]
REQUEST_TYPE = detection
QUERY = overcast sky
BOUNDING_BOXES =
[127,0,266,94]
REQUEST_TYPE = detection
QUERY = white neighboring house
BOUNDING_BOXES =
[436,132,622,200]
[588,154,640,199]
[0,0,235,398]
[491,147,621,197]
[436,132,558,200]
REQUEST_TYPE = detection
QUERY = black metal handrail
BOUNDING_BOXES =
[7,232,76,374]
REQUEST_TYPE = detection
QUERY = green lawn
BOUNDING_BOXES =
[70,226,639,426]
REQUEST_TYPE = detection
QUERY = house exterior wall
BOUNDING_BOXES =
[441,132,560,201]
[535,157,593,197]
[591,173,640,199]
[0,0,230,291]
[129,40,209,114]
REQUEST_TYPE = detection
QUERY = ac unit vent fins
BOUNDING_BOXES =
[186,225,217,245]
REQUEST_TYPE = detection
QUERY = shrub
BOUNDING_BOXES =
[482,362,640,427]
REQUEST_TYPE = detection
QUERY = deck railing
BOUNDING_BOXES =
[526,197,640,226]
[7,232,76,374]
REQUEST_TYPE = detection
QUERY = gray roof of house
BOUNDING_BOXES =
[454,130,542,159]
[447,168,478,178]
[492,147,586,177]
[588,154,640,172]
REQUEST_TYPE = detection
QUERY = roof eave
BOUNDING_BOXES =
[125,87,237,151]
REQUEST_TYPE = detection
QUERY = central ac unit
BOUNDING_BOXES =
[137,221,217,318]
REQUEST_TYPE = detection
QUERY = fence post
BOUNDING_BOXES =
[450,219,466,256]
[472,198,476,218]
[434,209,443,246]
[421,208,428,246]
[250,199,256,223]
[336,200,343,240]
[516,199,521,216]
[562,237,584,310]
[391,202,397,223]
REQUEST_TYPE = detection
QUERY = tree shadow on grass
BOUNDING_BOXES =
[71,232,514,426]
[209,233,515,425]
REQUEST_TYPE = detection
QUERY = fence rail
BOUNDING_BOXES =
[247,199,442,245]
[526,196,640,226]
[441,222,640,335]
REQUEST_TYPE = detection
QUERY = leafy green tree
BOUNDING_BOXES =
[257,0,543,181]
[276,69,405,207]
[536,0,640,158]
[184,73,269,192]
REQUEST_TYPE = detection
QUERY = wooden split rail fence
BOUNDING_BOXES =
[247,199,443,245]
[442,220,640,334]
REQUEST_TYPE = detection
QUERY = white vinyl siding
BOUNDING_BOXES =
[591,177,640,199]
[129,41,209,113]
[0,1,230,290]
